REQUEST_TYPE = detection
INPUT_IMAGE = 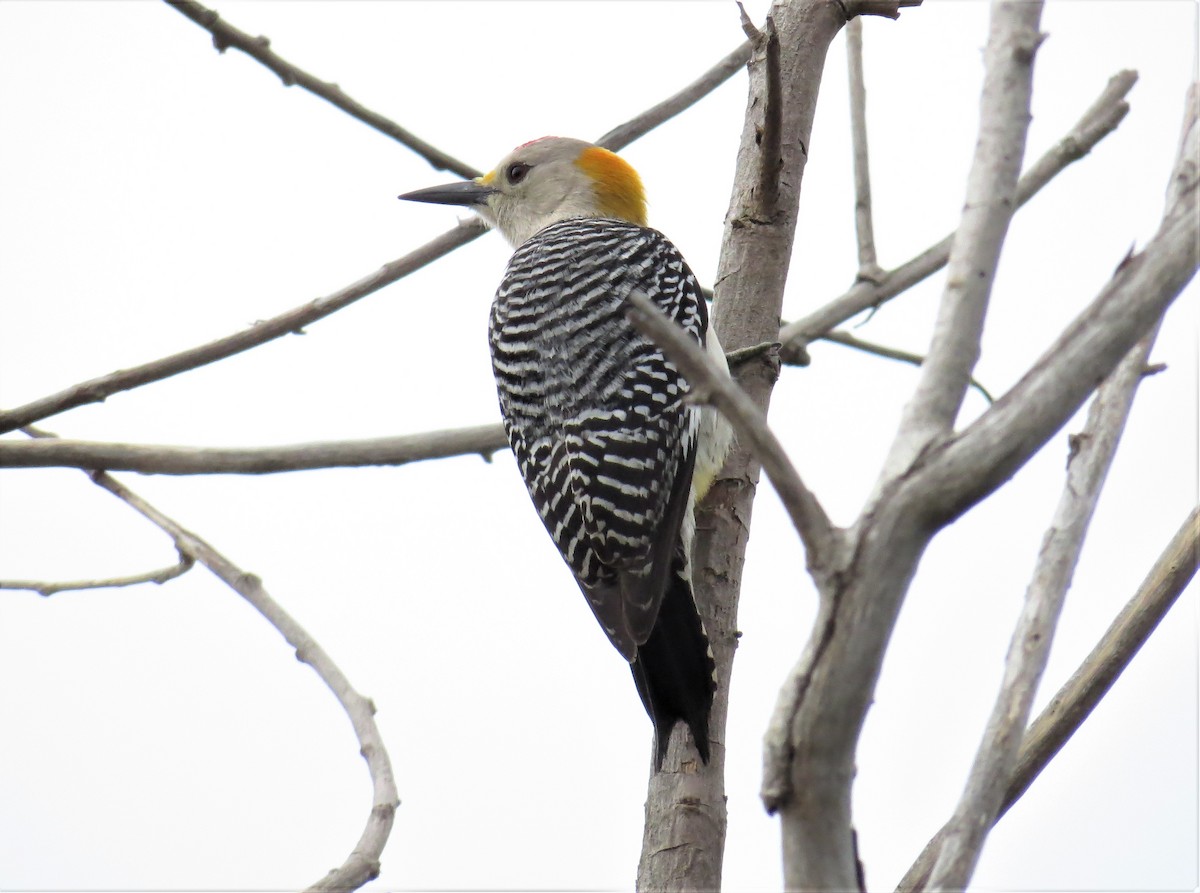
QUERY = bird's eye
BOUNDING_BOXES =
[506,162,531,185]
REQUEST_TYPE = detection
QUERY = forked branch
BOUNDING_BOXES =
[921,82,1198,522]
[897,84,1200,890]
[777,69,1138,361]
[881,0,1045,479]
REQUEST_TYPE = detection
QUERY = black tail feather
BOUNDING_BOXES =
[631,565,716,770]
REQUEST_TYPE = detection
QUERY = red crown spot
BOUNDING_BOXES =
[513,136,557,152]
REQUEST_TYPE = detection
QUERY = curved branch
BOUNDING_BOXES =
[0,548,194,597]
[87,469,399,890]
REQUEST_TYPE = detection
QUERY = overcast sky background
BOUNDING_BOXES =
[0,1,1196,890]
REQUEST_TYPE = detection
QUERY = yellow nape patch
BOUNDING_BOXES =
[575,146,647,225]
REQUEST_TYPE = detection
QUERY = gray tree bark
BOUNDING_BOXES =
[636,1,917,889]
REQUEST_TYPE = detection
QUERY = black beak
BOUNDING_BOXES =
[398,180,496,207]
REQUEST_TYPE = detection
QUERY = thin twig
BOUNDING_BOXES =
[0,549,194,597]
[164,0,481,179]
[847,18,885,282]
[86,468,398,891]
[596,41,752,151]
[0,424,508,475]
[624,292,837,570]
[818,329,995,403]
[777,69,1138,362]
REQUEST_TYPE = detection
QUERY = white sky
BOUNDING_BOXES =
[0,1,1196,890]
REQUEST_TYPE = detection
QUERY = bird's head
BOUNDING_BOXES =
[399,136,647,247]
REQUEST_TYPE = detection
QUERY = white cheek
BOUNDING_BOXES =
[493,181,600,247]
[494,203,542,248]
[474,202,498,230]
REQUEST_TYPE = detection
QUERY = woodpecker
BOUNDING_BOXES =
[400,137,733,769]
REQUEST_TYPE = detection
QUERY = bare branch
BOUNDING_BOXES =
[1,40,761,439]
[1019,70,1140,200]
[817,330,995,403]
[896,87,1199,891]
[163,0,481,179]
[882,1,1045,480]
[596,41,752,151]
[777,69,1137,362]
[86,469,398,891]
[0,548,194,597]
[846,17,885,282]
[925,320,1162,890]
[753,15,1182,893]
[899,505,1200,892]
[0,424,507,475]
[0,221,485,436]
[1004,507,1199,813]
[639,2,879,883]
[625,291,838,567]
[0,322,982,479]
[765,81,1197,882]
[919,82,1198,525]
[845,0,924,19]
[725,339,783,367]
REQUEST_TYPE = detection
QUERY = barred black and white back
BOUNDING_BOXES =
[489,216,718,767]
